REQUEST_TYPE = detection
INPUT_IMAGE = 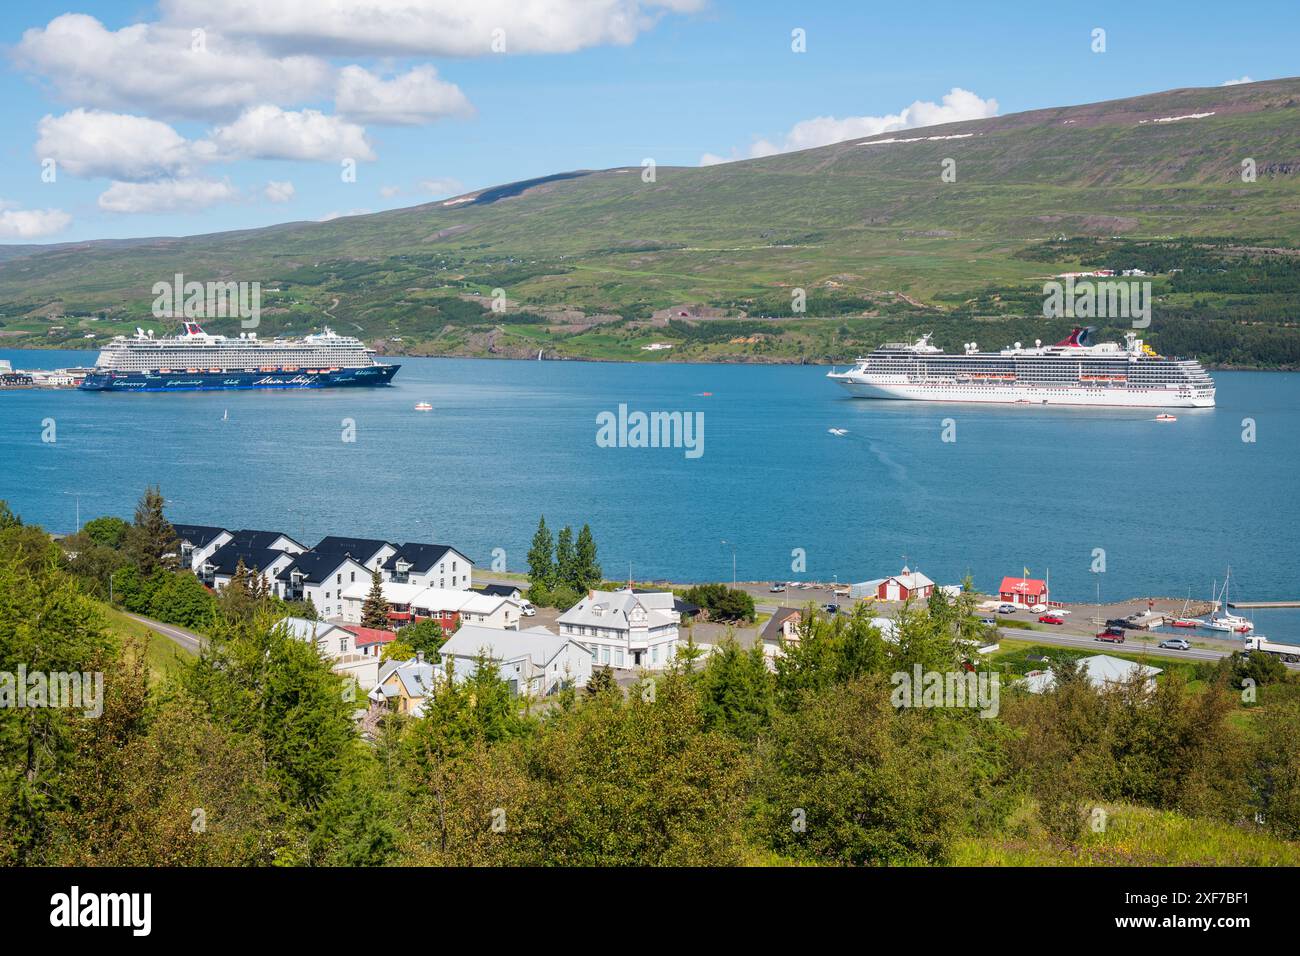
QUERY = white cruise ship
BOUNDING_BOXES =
[80,322,399,392]
[827,327,1215,407]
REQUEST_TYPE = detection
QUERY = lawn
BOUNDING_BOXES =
[99,603,194,684]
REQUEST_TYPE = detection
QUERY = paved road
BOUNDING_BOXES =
[126,612,205,655]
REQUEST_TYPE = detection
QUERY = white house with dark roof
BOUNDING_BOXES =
[381,542,473,590]
[171,523,232,572]
[556,588,680,670]
[313,536,398,573]
[275,551,371,620]
[438,624,593,696]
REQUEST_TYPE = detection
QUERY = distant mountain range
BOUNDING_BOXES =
[3,78,1299,367]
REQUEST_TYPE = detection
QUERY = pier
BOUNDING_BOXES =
[1229,601,1300,609]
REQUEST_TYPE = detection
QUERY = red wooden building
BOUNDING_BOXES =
[998,576,1048,606]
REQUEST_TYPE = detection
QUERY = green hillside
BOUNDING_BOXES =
[2,78,1299,366]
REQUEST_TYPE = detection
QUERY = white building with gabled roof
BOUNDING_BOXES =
[556,588,680,670]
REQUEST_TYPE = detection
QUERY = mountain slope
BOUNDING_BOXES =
[2,78,1299,365]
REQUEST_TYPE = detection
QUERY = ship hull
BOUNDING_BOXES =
[829,377,1215,408]
[79,364,399,392]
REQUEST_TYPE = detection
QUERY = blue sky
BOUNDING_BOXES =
[0,0,1294,243]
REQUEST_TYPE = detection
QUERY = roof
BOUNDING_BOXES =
[171,523,229,548]
[313,536,393,562]
[892,566,935,590]
[999,576,1048,596]
[381,542,470,574]
[558,589,678,630]
[223,529,303,552]
[276,616,349,642]
[633,588,700,615]
[440,624,586,669]
[340,579,428,605]
[342,625,397,647]
[477,583,522,598]
[275,549,367,584]
[339,582,512,615]
[1023,654,1162,694]
[378,658,436,698]
[207,542,293,577]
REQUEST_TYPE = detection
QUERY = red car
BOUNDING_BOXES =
[1038,614,1064,625]
[1095,627,1126,643]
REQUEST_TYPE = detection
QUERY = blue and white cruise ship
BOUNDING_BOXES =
[79,322,399,392]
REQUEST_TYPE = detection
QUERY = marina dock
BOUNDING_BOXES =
[1229,601,1300,608]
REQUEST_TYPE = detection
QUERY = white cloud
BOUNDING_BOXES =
[160,0,703,56]
[702,87,999,164]
[35,109,211,181]
[209,105,376,162]
[1222,76,1254,86]
[418,178,464,198]
[380,185,402,198]
[317,208,372,221]
[15,14,330,121]
[0,205,72,238]
[98,178,237,214]
[264,180,296,202]
[336,65,472,125]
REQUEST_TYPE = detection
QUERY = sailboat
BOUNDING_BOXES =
[221,408,228,422]
[1170,588,1199,628]
[1202,569,1254,633]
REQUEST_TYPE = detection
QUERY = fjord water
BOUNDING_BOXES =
[2,348,1298,635]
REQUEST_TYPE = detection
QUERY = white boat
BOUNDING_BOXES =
[1201,569,1254,633]
[414,402,432,411]
[827,327,1215,407]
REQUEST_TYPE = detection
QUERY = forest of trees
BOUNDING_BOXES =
[3,493,1300,865]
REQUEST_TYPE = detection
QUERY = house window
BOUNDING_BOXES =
[600,646,609,664]
[337,573,342,584]
[350,571,356,582]
[614,648,625,667]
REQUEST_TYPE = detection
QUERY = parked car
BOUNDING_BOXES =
[979,617,997,627]
[1029,604,1048,613]
[998,604,1019,614]
[1054,608,1072,615]
[1095,627,1126,643]
[822,603,840,615]
[769,583,786,593]
[1038,614,1064,625]
[1105,618,1132,629]
[1158,637,1191,650]
[520,602,536,617]
[833,586,851,598]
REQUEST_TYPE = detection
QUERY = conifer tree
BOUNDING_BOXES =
[361,567,390,629]
[526,516,556,600]
[555,525,577,590]
[125,485,178,576]
[575,524,602,590]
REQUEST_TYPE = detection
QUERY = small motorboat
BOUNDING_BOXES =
[414,402,433,411]
[1170,618,1200,628]
[1155,414,1177,422]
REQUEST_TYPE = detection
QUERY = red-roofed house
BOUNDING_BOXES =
[998,576,1048,606]
[344,625,398,658]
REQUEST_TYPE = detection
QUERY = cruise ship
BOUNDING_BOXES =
[827,327,1215,407]
[79,322,399,392]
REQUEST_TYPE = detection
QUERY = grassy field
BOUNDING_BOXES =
[99,603,194,684]
[2,79,1299,366]
[953,800,1300,866]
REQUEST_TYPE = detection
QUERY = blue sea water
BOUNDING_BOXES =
[2,348,1298,637]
